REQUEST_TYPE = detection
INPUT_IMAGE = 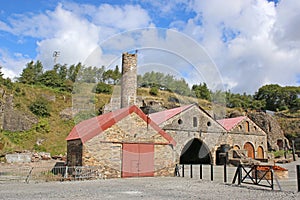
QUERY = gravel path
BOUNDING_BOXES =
[0,177,299,200]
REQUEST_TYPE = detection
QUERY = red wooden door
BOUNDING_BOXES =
[122,144,154,178]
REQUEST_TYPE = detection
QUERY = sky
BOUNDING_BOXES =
[0,0,299,94]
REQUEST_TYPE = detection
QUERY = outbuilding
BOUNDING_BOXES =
[66,105,176,178]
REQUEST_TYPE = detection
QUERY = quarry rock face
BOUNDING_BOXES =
[248,111,288,151]
[0,92,38,132]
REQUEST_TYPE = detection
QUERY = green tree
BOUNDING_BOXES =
[254,84,299,111]
[38,70,62,88]
[68,63,82,82]
[0,66,4,84]
[192,83,211,101]
[18,60,43,84]
[93,82,112,94]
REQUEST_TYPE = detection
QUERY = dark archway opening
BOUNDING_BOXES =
[180,139,212,164]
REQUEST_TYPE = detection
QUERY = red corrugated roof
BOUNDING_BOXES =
[66,105,176,146]
[217,116,246,131]
[149,104,194,125]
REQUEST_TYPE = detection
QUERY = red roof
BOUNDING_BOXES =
[149,104,194,125]
[66,105,176,145]
[217,116,246,131]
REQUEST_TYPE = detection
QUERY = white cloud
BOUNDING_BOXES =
[0,49,30,79]
[0,0,299,94]
[0,2,152,74]
[174,0,300,93]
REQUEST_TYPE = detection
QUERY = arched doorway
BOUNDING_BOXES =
[180,139,212,164]
[233,145,240,150]
[256,146,264,159]
[244,142,255,159]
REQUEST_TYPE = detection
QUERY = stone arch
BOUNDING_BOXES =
[180,138,212,164]
[256,146,264,159]
[243,142,255,159]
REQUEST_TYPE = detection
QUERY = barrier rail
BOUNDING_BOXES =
[0,166,102,183]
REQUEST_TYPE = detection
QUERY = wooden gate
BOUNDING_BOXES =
[122,143,154,178]
[244,142,255,159]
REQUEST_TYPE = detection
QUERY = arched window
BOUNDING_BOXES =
[193,117,198,127]
[245,121,250,132]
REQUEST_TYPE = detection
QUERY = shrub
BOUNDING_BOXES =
[149,87,159,96]
[93,82,112,94]
[29,98,51,117]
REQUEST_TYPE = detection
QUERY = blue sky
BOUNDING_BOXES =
[0,0,299,93]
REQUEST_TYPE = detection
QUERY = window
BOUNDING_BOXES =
[239,125,243,130]
[245,121,250,132]
[193,117,198,127]
[178,119,183,125]
[207,121,211,127]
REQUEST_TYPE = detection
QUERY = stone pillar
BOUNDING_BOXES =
[121,52,137,108]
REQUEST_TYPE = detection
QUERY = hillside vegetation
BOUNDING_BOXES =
[0,61,299,157]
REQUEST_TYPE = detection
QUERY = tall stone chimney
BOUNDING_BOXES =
[121,52,137,108]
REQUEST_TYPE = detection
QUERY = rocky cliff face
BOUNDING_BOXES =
[247,111,288,151]
[0,89,38,132]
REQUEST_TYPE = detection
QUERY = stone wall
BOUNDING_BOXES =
[248,111,288,151]
[160,105,226,164]
[2,94,38,132]
[67,139,82,166]
[80,112,175,178]
[121,52,137,108]
[157,105,268,164]
[228,117,268,158]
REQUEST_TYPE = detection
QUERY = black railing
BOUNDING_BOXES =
[179,163,228,182]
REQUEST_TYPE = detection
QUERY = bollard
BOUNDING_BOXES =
[200,164,202,179]
[297,165,300,192]
[224,162,227,183]
[210,164,213,181]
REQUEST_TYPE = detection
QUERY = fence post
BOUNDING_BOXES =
[224,162,227,183]
[297,165,300,192]
[210,164,213,181]
[238,165,242,185]
[64,166,68,179]
[200,164,202,179]
[190,164,193,178]
[292,140,296,162]
[271,168,274,190]
[182,164,184,178]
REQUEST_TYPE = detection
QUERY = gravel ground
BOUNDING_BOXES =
[0,177,299,200]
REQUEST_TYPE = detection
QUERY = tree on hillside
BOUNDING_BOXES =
[254,84,300,111]
[18,60,43,84]
[68,63,82,82]
[0,66,4,84]
[103,65,121,84]
[192,83,211,101]
[38,69,62,88]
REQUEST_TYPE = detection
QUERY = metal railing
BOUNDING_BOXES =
[0,166,102,183]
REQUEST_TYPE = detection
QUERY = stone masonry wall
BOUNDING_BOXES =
[228,117,268,158]
[82,112,175,178]
[160,105,226,164]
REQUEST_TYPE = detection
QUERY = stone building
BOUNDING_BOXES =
[66,105,176,178]
[217,116,268,160]
[66,51,269,178]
